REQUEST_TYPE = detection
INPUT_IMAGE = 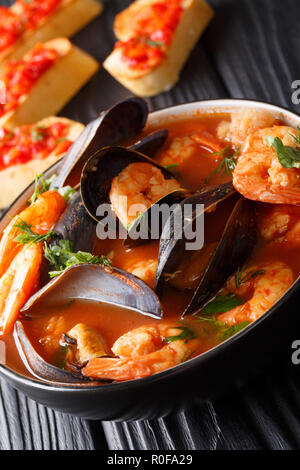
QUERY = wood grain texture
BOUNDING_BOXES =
[1,0,300,451]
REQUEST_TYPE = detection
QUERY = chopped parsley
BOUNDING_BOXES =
[44,239,112,278]
[218,321,250,341]
[144,39,164,47]
[196,315,250,341]
[29,173,76,204]
[30,126,47,142]
[165,326,197,344]
[266,134,300,169]
[200,294,244,315]
[13,219,56,244]
[235,267,266,289]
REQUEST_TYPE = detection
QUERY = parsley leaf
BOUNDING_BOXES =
[144,39,164,47]
[14,219,56,244]
[196,315,250,341]
[201,294,244,315]
[218,321,250,341]
[29,173,76,205]
[30,126,47,142]
[165,326,197,344]
[266,136,300,169]
[44,239,112,277]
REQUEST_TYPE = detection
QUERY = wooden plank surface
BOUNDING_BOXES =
[1,0,300,450]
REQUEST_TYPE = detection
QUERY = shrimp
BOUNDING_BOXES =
[82,323,200,381]
[124,259,158,288]
[157,132,223,168]
[217,261,294,326]
[109,162,180,228]
[258,205,294,241]
[233,126,300,204]
[67,323,107,364]
[0,243,42,336]
[0,190,66,276]
[217,109,276,147]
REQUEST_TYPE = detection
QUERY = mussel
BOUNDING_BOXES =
[15,264,163,384]
[52,97,149,189]
[154,183,258,317]
[80,146,189,246]
[21,263,163,318]
[14,321,94,385]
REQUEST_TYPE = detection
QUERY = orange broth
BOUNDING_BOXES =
[2,113,300,379]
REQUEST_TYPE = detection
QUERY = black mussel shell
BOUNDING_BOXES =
[155,182,235,296]
[182,197,258,317]
[52,97,148,188]
[130,129,168,156]
[21,263,163,319]
[51,191,96,253]
[124,189,189,249]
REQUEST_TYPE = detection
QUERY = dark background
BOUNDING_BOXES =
[1,0,300,450]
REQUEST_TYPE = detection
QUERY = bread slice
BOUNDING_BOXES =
[0,38,99,129]
[104,0,214,97]
[0,0,103,66]
[0,116,84,209]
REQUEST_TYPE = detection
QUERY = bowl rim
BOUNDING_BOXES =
[1,97,300,394]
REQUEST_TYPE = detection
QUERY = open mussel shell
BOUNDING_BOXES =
[52,97,149,189]
[80,147,186,235]
[155,182,235,296]
[14,321,93,385]
[182,196,258,317]
[21,263,163,319]
[124,189,189,249]
[130,129,168,155]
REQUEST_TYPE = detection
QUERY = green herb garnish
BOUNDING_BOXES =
[144,39,164,47]
[44,239,112,277]
[201,294,244,315]
[165,326,197,344]
[29,173,76,204]
[196,315,250,341]
[30,126,47,142]
[180,348,196,363]
[218,321,250,341]
[235,267,266,289]
[14,219,56,244]
[266,135,300,169]
[205,146,240,183]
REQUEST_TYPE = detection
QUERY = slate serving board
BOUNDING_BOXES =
[1,0,300,450]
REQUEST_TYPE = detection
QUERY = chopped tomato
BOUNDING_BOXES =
[0,7,25,53]
[0,1,63,53]
[0,43,58,118]
[16,0,62,31]
[115,0,183,71]
[0,121,71,170]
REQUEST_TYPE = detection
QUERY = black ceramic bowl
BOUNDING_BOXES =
[0,100,299,421]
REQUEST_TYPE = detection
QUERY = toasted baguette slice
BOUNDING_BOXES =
[0,0,103,66]
[0,38,99,129]
[0,116,84,209]
[104,0,214,97]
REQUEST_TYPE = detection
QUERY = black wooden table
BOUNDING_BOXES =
[1,0,300,450]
